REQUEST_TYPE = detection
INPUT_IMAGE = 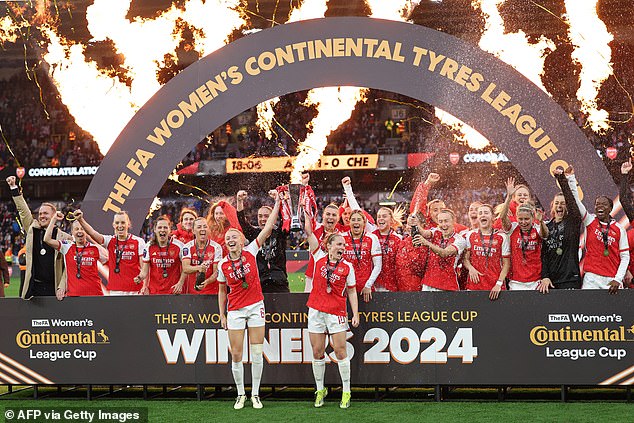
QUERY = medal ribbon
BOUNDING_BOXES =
[75,244,85,279]
[478,230,496,267]
[325,258,341,294]
[229,255,249,289]
[350,231,364,263]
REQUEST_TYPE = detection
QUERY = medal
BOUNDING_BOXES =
[242,280,249,289]
[40,248,47,255]
[162,271,168,278]
[326,286,332,294]
[76,272,81,279]
[114,267,120,274]
[603,249,609,257]
[556,248,563,256]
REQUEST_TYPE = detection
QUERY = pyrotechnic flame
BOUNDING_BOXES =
[435,109,490,150]
[146,196,163,219]
[290,86,367,183]
[287,0,327,23]
[474,0,555,93]
[563,0,613,132]
[256,98,280,140]
[254,0,327,139]
[441,0,556,149]
[0,16,21,44]
[42,27,137,152]
[286,0,431,181]
[35,0,246,153]
[366,0,421,20]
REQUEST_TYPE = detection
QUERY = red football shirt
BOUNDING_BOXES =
[464,230,510,291]
[217,240,264,311]
[372,229,402,291]
[183,239,223,294]
[507,222,543,282]
[59,241,106,296]
[102,234,145,292]
[305,222,342,279]
[142,240,185,295]
[582,214,628,278]
[395,236,428,291]
[421,229,466,291]
[306,249,356,316]
[342,232,381,291]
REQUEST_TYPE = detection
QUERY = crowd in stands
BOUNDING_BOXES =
[0,71,103,171]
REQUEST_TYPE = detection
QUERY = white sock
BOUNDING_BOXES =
[251,344,264,396]
[231,361,245,395]
[337,357,351,393]
[312,357,326,391]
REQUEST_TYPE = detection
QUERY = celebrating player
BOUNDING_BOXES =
[207,201,241,254]
[172,208,197,244]
[44,212,107,299]
[499,178,548,291]
[418,209,466,291]
[342,210,381,302]
[304,210,359,409]
[237,189,290,293]
[217,193,281,410]
[178,217,222,294]
[304,200,343,292]
[462,204,511,300]
[567,166,629,292]
[539,167,582,292]
[373,206,404,292]
[135,216,186,295]
[395,213,428,291]
[76,210,145,295]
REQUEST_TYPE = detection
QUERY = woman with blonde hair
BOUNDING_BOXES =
[372,205,405,292]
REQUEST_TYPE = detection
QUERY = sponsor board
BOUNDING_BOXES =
[0,291,632,385]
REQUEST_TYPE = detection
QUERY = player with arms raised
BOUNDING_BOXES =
[218,193,281,410]
[304,210,359,409]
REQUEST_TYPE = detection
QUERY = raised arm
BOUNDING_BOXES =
[554,169,581,221]
[620,160,634,223]
[304,210,319,252]
[565,165,590,225]
[6,176,33,229]
[536,209,549,239]
[410,173,439,214]
[499,177,516,232]
[255,193,281,247]
[44,212,65,250]
[74,210,105,245]
[342,177,362,211]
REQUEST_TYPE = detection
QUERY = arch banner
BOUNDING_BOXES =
[81,17,616,231]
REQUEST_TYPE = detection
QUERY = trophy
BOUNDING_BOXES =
[287,183,303,232]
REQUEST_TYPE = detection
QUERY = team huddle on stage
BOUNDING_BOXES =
[6,160,634,409]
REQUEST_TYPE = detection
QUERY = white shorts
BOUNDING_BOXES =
[304,277,313,293]
[308,307,348,334]
[107,290,140,296]
[374,286,391,292]
[508,280,539,291]
[227,300,266,330]
[582,273,623,290]
[421,284,443,292]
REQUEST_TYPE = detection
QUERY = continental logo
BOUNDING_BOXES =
[16,329,110,349]
[529,325,632,346]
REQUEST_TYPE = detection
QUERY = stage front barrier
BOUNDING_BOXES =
[1,291,632,386]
